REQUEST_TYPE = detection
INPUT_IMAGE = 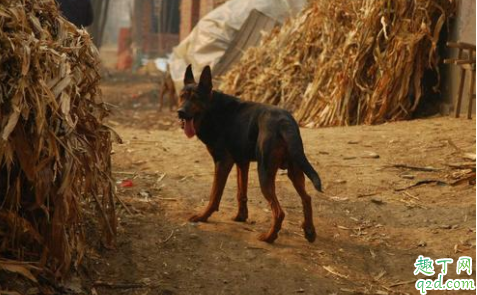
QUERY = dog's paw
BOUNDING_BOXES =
[189,214,208,223]
[258,232,277,244]
[302,222,316,243]
[232,212,248,222]
[303,227,316,243]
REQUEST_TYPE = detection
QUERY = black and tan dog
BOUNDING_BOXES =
[178,65,322,243]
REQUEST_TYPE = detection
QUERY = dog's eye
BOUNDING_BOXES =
[191,91,202,100]
[180,92,189,100]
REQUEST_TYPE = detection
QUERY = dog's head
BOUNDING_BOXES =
[178,65,213,138]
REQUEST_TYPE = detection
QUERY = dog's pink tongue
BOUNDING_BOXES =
[184,119,195,138]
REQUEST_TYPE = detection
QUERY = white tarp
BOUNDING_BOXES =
[168,0,306,93]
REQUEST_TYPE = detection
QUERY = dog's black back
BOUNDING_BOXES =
[181,84,322,192]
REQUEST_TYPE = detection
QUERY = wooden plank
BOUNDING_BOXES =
[444,58,475,65]
[247,16,276,47]
[214,10,262,76]
[213,11,259,76]
[213,10,279,77]
[461,64,476,71]
[447,42,476,51]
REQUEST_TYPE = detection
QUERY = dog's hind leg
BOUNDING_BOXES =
[189,156,234,222]
[257,152,285,243]
[233,162,249,222]
[287,163,316,243]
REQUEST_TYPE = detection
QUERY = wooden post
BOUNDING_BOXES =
[467,69,475,119]
[454,48,466,118]
[446,42,476,119]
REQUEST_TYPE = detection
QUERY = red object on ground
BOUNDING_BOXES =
[120,179,133,188]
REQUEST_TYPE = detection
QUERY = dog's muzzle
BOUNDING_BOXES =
[178,109,193,130]
[177,109,193,120]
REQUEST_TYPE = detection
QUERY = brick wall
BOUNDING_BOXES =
[199,0,214,18]
[199,0,228,19]
[158,33,180,55]
[180,0,200,41]
[132,0,180,57]
[140,33,180,56]
[179,0,190,41]
[180,0,229,41]
[133,0,154,53]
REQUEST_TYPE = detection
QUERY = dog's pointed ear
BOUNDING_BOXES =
[183,64,195,85]
[198,65,212,94]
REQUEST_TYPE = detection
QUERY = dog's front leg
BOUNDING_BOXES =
[189,157,234,222]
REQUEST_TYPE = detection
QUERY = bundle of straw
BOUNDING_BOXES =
[219,0,455,126]
[0,0,115,280]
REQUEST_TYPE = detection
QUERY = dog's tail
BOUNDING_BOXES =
[279,121,322,192]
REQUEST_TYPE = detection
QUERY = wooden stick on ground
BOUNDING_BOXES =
[386,164,442,172]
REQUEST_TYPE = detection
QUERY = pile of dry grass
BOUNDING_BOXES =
[219,0,455,127]
[0,0,116,281]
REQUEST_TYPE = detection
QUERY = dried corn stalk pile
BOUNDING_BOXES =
[220,0,455,126]
[0,0,115,280]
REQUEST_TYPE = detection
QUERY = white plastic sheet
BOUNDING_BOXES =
[168,0,306,93]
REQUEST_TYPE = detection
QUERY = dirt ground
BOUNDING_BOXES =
[80,73,476,295]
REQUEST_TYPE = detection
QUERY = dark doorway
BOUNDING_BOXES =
[160,0,181,34]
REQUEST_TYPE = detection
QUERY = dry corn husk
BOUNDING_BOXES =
[0,0,115,280]
[220,0,455,127]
